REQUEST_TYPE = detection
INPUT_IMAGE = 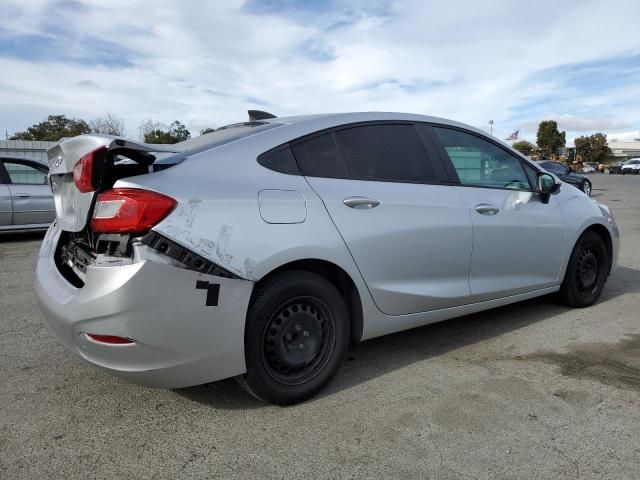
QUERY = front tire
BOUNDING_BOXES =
[559,231,609,307]
[238,271,350,405]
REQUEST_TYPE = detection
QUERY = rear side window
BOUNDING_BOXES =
[334,124,435,183]
[433,127,531,190]
[257,146,300,175]
[292,133,347,179]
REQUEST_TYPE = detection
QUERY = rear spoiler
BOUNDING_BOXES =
[48,135,181,175]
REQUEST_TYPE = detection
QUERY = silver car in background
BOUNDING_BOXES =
[1,157,55,231]
[35,112,619,404]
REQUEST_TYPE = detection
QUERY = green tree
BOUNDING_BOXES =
[536,120,566,157]
[512,140,535,156]
[574,133,611,163]
[141,120,191,144]
[200,127,216,135]
[10,114,90,141]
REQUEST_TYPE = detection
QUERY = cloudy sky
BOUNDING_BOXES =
[1,0,640,145]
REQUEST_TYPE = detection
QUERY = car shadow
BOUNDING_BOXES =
[0,231,46,243]
[599,265,640,299]
[177,266,640,409]
[177,295,569,410]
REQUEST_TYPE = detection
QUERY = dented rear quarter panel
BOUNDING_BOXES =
[114,127,383,336]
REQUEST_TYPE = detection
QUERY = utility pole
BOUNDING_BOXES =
[489,120,494,136]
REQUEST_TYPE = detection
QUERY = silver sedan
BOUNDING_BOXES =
[0,157,55,231]
[34,112,619,404]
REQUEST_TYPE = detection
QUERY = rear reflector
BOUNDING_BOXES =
[91,188,177,234]
[73,146,106,193]
[86,334,135,345]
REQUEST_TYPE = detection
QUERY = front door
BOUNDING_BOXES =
[3,160,55,226]
[431,126,566,301]
[292,124,473,315]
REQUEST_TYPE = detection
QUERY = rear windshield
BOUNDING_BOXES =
[155,122,281,165]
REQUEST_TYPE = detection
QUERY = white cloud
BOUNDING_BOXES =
[0,0,639,140]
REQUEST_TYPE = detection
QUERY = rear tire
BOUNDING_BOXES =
[559,231,609,307]
[238,271,350,405]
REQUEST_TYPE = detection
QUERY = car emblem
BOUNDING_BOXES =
[54,155,63,167]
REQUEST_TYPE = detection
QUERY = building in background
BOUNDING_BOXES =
[0,140,54,163]
[608,139,640,160]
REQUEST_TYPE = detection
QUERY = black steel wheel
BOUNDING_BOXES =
[559,231,609,307]
[238,271,350,405]
[261,297,335,386]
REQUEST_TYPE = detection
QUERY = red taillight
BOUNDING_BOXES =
[86,334,135,345]
[73,146,106,193]
[91,188,177,234]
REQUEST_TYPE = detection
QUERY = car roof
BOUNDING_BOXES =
[259,111,519,152]
[267,111,474,130]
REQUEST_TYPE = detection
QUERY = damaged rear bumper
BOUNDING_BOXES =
[34,223,254,388]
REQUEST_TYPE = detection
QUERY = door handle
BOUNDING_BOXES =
[475,204,500,215]
[16,193,31,198]
[343,196,380,209]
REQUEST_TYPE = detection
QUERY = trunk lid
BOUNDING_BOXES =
[47,135,179,232]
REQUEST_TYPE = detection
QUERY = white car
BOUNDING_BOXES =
[621,158,640,174]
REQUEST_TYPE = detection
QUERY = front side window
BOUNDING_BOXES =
[4,162,48,185]
[433,127,531,190]
[333,124,435,183]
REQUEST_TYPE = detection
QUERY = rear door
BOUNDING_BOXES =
[430,125,566,301]
[293,123,473,316]
[2,159,55,226]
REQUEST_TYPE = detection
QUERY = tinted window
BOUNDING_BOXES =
[292,133,347,179]
[540,161,568,174]
[334,124,435,182]
[4,162,48,185]
[258,146,300,175]
[433,127,531,189]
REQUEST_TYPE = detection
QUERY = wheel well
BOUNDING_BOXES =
[583,224,613,274]
[255,259,364,343]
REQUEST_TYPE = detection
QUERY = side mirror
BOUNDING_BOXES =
[536,172,560,204]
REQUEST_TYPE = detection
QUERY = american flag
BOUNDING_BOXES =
[506,130,519,141]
